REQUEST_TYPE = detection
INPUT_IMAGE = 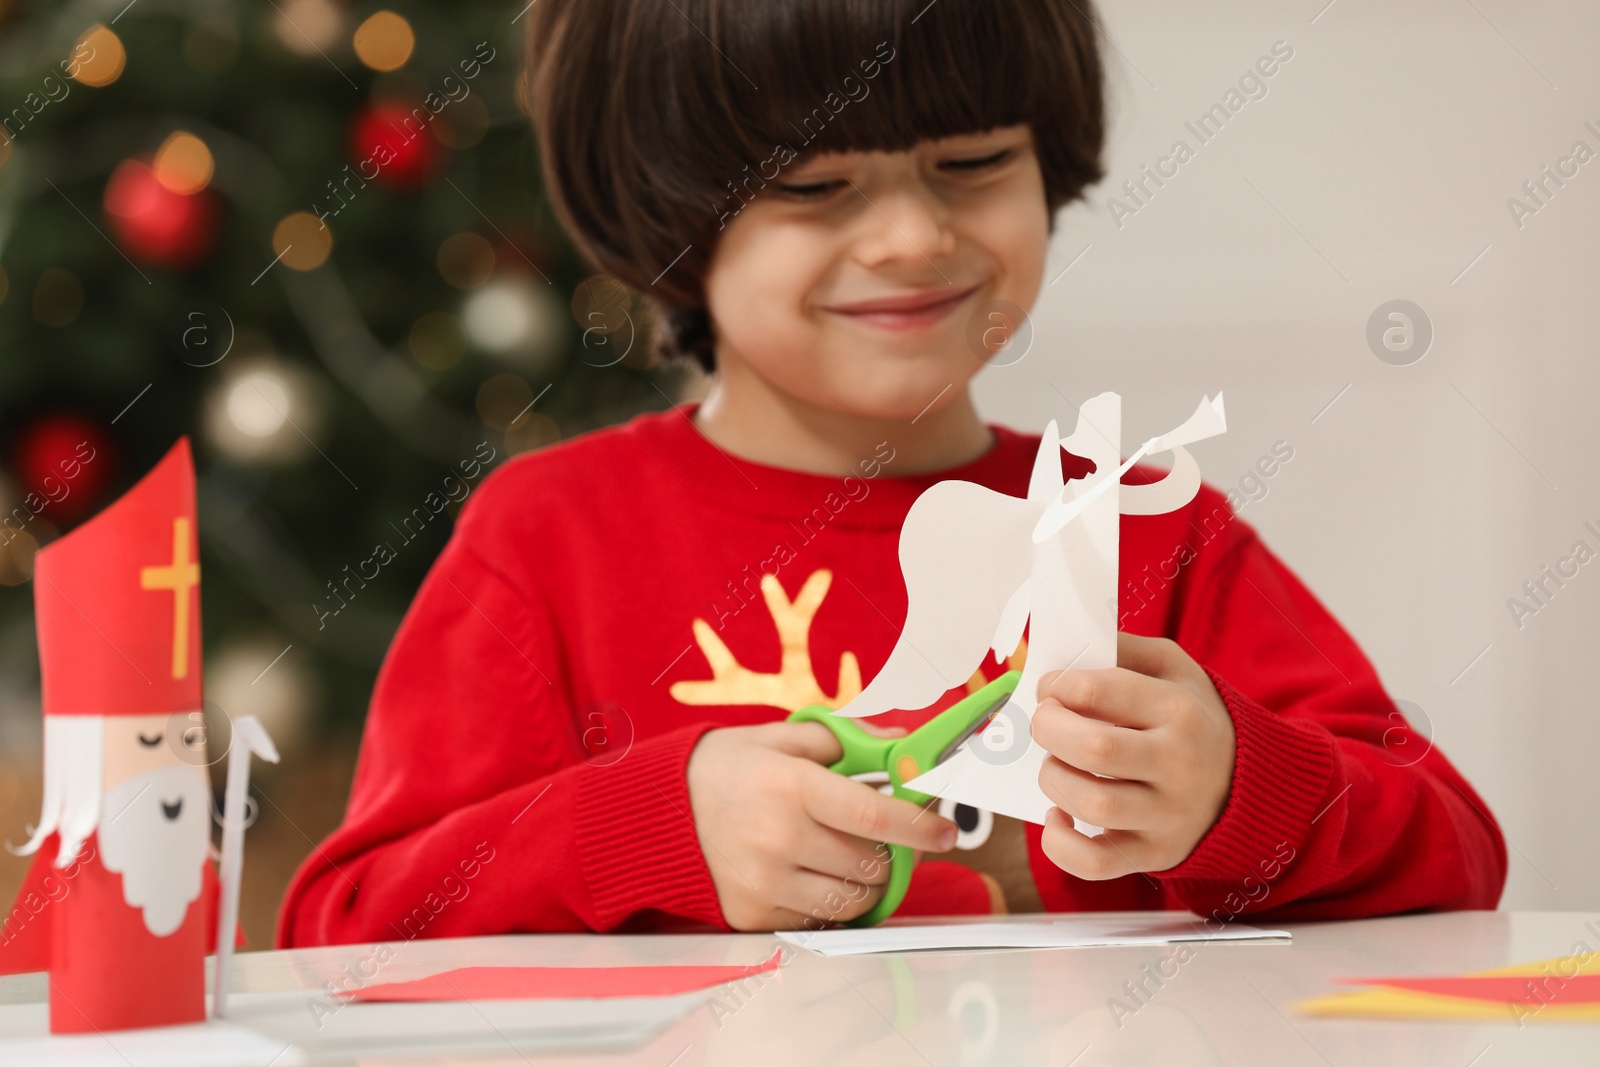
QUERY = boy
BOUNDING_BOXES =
[280,0,1504,943]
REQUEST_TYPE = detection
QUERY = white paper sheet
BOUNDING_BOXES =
[0,989,704,1062]
[777,914,1289,957]
[225,988,707,1058]
[0,1011,306,1067]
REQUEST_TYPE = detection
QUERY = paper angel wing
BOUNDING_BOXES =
[833,480,1040,719]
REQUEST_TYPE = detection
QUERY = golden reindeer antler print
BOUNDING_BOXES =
[963,635,1030,695]
[670,569,863,712]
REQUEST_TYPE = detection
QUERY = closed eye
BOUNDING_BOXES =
[774,147,1012,200]
[137,732,163,747]
[939,148,1013,172]
[774,178,848,201]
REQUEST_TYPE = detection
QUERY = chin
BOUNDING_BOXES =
[822,344,977,420]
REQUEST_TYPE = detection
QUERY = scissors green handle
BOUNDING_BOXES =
[786,670,1021,927]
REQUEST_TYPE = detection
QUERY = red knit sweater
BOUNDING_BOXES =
[277,404,1506,945]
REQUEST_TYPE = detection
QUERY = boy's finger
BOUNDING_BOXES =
[797,826,895,888]
[1038,755,1161,831]
[800,767,958,853]
[1031,701,1160,780]
[1036,667,1172,728]
[783,869,885,926]
[763,721,845,765]
[1037,808,1144,881]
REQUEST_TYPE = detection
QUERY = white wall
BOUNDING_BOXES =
[978,0,1600,909]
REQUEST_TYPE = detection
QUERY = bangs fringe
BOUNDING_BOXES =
[699,0,1092,165]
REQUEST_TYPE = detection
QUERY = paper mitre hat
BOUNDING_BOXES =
[33,437,201,717]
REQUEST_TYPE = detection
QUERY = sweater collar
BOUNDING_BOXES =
[631,400,1060,531]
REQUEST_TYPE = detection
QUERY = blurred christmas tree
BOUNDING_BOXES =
[0,0,683,750]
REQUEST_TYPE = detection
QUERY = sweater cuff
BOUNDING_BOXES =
[574,723,729,930]
[1158,666,1338,884]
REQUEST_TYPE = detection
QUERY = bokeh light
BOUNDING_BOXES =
[205,355,323,462]
[436,232,495,289]
[463,277,566,370]
[207,635,316,754]
[72,25,127,88]
[571,274,635,336]
[227,372,292,437]
[152,131,215,195]
[353,11,415,72]
[434,95,491,149]
[462,282,532,351]
[272,0,344,56]
[272,211,334,271]
[475,373,534,430]
[0,528,40,587]
[571,273,649,369]
[505,412,561,456]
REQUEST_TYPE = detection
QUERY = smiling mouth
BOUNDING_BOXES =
[161,798,183,821]
[823,282,982,332]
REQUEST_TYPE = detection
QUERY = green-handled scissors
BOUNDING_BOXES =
[786,669,1021,927]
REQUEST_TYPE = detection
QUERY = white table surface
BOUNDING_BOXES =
[3,910,1598,1065]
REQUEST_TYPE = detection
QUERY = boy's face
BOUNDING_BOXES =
[704,124,1049,421]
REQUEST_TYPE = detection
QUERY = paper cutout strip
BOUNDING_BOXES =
[214,716,281,1018]
[337,948,784,1003]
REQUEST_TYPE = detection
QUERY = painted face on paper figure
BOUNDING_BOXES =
[98,712,211,937]
[703,124,1050,422]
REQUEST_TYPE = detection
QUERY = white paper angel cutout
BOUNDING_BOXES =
[835,391,1227,828]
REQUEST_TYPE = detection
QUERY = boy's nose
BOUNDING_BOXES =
[852,182,957,268]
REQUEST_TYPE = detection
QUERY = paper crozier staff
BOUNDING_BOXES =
[834,392,1227,828]
[0,438,218,1033]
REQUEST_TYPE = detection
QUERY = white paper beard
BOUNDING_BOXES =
[98,765,210,937]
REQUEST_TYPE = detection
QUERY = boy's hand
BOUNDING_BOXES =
[686,722,960,931]
[1031,632,1236,879]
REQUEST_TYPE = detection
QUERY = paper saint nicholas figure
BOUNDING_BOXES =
[836,392,1227,829]
[0,438,219,1033]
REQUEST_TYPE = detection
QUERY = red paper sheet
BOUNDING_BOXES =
[1338,974,1600,1006]
[338,948,784,1003]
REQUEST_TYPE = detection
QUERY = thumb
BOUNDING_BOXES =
[1116,631,1181,678]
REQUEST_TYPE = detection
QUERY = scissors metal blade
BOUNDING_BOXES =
[934,691,1016,769]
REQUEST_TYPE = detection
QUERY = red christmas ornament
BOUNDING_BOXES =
[102,159,218,269]
[11,414,115,523]
[348,103,443,191]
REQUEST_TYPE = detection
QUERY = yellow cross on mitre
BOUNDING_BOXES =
[140,516,200,679]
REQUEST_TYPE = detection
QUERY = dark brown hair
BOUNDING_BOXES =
[520,0,1106,371]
